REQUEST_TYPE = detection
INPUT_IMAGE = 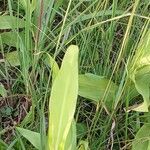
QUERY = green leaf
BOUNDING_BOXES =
[129,30,150,112]
[132,124,150,150]
[79,73,118,111]
[48,45,79,149]
[77,123,87,139]
[5,51,20,67]
[19,0,27,10]
[49,0,66,24]
[0,84,7,97]
[44,53,59,82]
[78,141,89,150]
[132,66,150,112]
[16,127,41,150]
[30,0,37,12]
[0,32,18,47]
[0,15,25,29]
[19,0,36,15]
[64,120,76,150]
[5,107,12,116]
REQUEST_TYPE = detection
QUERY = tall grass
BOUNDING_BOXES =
[0,0,150,149]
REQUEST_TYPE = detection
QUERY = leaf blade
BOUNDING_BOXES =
[48,45,79,149]
[0,84,7,97]
[79,73,118,111]
[132,124,150,150]
[16,127,41,150]
[0,15,25,29]
[5,51,20,67]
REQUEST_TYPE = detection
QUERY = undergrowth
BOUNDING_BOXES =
[0,0,150,150]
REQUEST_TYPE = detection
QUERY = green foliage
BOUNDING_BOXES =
[19,0,36,18]
[0,0,149,149]
[0,106,12,117]
[5,51,20,67]
[79,73,118,111]
[0,84,7,97]
[48,45,79,149]
[64,120,77,150]
[130,29,150,150]
[0,15,25,29]
[16,45,79,150]
[0,32,18,47]
[78,141,89,150]
[43,53,59,82]
[77,123,87,139]
[16,127,41,150]
[129,30,150,112]
[132,124,150,150]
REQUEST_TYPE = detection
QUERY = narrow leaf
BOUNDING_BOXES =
[44,53,59,81]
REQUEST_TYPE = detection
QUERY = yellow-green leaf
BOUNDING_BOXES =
[48,45,79,149]
[78,141,89,150]
[64,120,76,150]
[44,53,59,82]
[129,30,150,112]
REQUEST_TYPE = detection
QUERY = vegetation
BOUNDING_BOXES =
[0,0,150,149]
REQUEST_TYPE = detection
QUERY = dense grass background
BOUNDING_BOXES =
[0,0,150,149]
